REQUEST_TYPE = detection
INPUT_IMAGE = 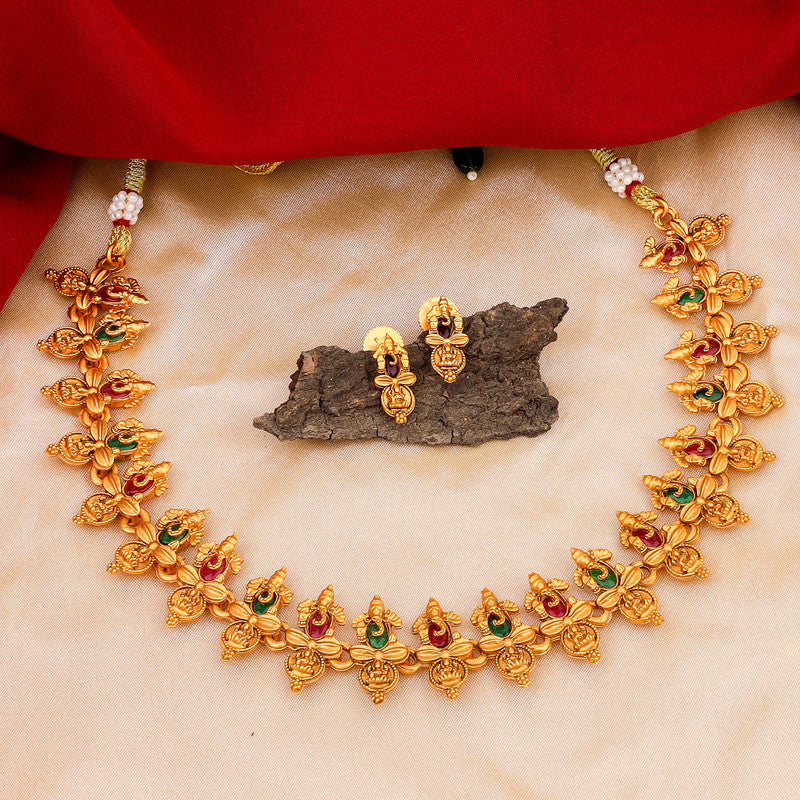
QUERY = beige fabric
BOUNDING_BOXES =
[1,98,799,799]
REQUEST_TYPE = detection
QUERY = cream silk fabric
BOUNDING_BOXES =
[1,98,799,799]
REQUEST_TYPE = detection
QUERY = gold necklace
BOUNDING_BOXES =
[39,151,783,704]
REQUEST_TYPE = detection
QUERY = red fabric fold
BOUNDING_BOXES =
[2,1,800,309]
[0,137,73,311]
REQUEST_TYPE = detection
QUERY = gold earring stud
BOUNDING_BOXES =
[419,296,469,383]
[363,326,416,423]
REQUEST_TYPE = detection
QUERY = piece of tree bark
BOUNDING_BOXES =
[254,299,567,446]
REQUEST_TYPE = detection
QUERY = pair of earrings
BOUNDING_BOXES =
[363,296,469,424]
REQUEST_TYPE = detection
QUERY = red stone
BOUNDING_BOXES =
[661,239,686,263]
[692,338,721,359]
[307,611,331,639]
[199,555,227,581]
[100,380,130,399]
[385,354,400,378]
[113,219,130,227]
[123,474,154,497]
[437,316,453,338]
[624,180,641,197]
[633,526,663,548]
[685,438,717,458]
[428,621,451,648]
[542,594,567,618]
[96,285,125,305]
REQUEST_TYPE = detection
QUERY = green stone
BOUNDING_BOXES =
[487,613,512,638]
[366,621,390,649]
[107,434,138,452]
[589,566,618,589]
[677,286,705,306]
[158,522,188,545]
[96,324,126,343]
[694,384,724,403]
[665,486,695,504]
[252,590,277,615]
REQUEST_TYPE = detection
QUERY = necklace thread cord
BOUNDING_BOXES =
[125,159,147,194]
[107,159,148,258]
[590,147,675,217]
[589,148,617,170]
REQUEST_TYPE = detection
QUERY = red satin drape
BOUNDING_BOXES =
[2,1,800,309]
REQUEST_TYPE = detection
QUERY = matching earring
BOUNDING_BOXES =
[419,296,469,383]
[363,327,417,424]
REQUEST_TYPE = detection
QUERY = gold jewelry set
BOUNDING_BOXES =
[363,296,469,424]
[38,150,782,704]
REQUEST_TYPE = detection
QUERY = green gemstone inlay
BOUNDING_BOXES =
[158,522,188,545]
[677,286,705,306]
[487,613,512,638]
[107,433,138,452]
[252,590,277,615]
[694,384,724,403]
[96,324,126,343]
[665,486,695,504]
[589,566,618,589]
[366,621,390,649]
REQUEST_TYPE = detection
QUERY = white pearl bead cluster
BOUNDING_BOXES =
[604,158,644,198]
[107,190,144,224]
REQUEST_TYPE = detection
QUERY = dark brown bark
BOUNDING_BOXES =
[254,299,567,446]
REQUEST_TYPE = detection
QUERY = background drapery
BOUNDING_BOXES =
[2,1,800,309]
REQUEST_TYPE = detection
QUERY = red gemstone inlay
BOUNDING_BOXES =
[199,555,227,581]
[685,438,717,458]
[692,338,721,359]
[661,239,686,263]
[123,474,155,497]
[437,316,453,338]
[633,526,663,548]
[307,611,332,639]
[100,380,131,399]
[428,621,451,648]
[385,354,400,378]
[96,285,124,304]
[542,594,567,618]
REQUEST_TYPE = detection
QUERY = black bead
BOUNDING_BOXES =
[451,146,484,177]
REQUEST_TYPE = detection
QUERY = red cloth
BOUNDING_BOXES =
[2,2,800,309]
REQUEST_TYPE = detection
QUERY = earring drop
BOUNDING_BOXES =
[363,327,416,423]
[451,147,484,180]
[419,296,469,383]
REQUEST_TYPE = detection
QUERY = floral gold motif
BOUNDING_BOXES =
[108,508,208,575]
[617,511,708,580]
[413,598,484,698]
[420,296,469,383]
[284,587,351,692]
[350,596,409,703]
[524,574,608,662]
[471,588,545,686]
[669,362,784,417]
[364,327,416,423]
[660,418,774,473]
[571,549,663,625]
[220,568,293,660]
[166,535,242,626]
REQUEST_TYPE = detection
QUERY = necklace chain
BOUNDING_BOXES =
[38,152,783,702]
